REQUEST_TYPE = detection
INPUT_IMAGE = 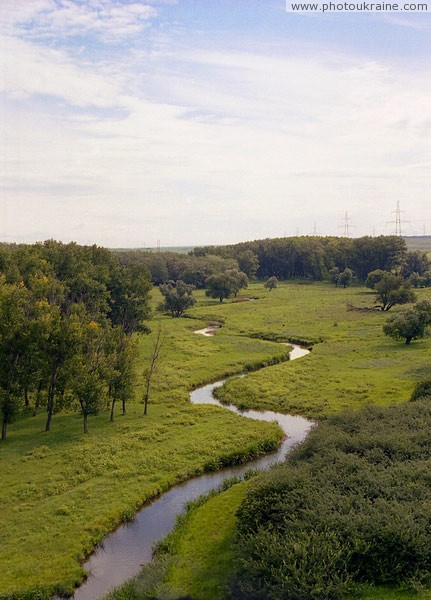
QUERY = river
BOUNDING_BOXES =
[70,345,313,600]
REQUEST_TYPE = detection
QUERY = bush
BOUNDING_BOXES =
[411,379,431,402]
[229,401,431,598]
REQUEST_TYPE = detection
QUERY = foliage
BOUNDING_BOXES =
[205,270,248,303]
[400,250,431,278]
[365,269,388,289]
[383,300,431,345]
[263,276,278,291]
[410,378,431,402]
[117,249,239,289]
[230,400,431,599]
[237,250,259,278]
[374,273,416,311]
[195,236,406,282]
[159,280,197,317]
[0,242,152,434]
[337,267,354,288]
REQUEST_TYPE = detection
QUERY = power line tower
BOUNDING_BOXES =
[309,221,320,236]
[386,201,409,236]
[338,211,354,238]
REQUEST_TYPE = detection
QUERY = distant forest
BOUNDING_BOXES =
[117,236,411,284]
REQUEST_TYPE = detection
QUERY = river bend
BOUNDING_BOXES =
[71,344,313,599]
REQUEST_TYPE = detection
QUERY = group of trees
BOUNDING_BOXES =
[117,238,431,294]
[0,241,152,439]
[192,235,408,282]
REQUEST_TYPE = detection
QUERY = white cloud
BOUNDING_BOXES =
[0,0,162,41]
[1,4,431,245]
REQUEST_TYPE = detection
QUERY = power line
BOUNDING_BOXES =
[337,211,355,238]
[386,201,409,236]
[308,221,320,236]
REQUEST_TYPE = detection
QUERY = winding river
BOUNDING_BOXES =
[71,345,313,600]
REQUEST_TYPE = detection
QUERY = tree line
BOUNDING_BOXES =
[118,236,431,286]
[0,241,152,439]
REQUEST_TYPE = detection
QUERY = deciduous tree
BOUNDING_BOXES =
[159,280,196,317]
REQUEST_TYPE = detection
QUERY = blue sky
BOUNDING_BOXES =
[1,1,431,246]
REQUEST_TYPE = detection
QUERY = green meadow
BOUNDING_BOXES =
[3,280,431,598]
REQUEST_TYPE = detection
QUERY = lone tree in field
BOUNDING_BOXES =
[205,270,248,303]
[264,276,278,292]
[383,300,431,345]
[337,268,354,288]
[159,280,196,317]
[374,273,416,311]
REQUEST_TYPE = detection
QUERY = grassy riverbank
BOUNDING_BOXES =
[200,282,431,416]
[0,404,281,598]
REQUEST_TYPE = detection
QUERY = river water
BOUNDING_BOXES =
[71,345,313,600]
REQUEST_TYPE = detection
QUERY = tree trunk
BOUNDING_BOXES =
[144,380,150,415]
[45,383,54,432]
[33,380,43,417]
[45,370,57,432]
[24,387,29,408]
[405,337,412,345]
[83,412,88,434]
[122,398,126,415]
[1,420,7,441]
[110,398,116,422]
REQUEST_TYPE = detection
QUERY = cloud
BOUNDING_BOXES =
[1,3,431,244]
[0,0,164,41]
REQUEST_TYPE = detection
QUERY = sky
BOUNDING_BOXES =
[1,1,431,247]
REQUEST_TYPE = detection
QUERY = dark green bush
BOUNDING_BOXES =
[230,401,431,599]
[411,379,431,402]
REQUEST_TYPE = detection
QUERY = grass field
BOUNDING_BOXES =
[200,282,431,417]
[3,280,431,598]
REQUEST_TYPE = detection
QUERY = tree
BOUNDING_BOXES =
[0,279,32,440]
[143,325,163,416]
[237,250,259,278]
[337,268,354,288]
[365,269,388,289]
[108,263,152,335]
[374,273,416,311]
[106,327,137,421]
[0,394,18,441]
[205,273,235,303]
[264,276,278,292]
[205,270,248,302]
[37,303,81,432]
[69,318,108,433]
[226,269,249,297]
[383,300,431,345]
[400,250,431,278]
[408,272,427,289]
[159,280,196,317]
[328,267,340,286]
